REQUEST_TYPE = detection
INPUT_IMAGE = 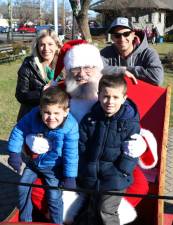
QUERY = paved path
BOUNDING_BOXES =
[0,128,173,221]
[164,127,173,213]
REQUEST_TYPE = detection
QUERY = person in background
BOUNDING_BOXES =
[15,29,62,121]
[78,75,140,225]
[152,25,160,45]
[8,86,79,224]
[101,17,164,86]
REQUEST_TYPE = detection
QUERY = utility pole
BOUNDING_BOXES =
[62,0,65,35]
[54,0,58,35]
[39,0,42,25]
[7,0,13,42]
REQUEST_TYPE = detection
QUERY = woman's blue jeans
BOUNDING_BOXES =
[18,165,63,224]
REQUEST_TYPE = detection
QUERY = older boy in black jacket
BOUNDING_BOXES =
[78,75,140,225]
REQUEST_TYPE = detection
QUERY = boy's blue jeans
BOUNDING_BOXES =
[18,165,63,224]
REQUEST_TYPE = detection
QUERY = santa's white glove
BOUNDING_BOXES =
[25,134,51,154]
[123,134,147,158]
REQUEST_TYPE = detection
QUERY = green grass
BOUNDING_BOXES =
[0,43,172,140]
[151,42,173,57]
[0,60,21,140]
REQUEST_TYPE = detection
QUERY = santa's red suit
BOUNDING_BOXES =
[30,41,158,225]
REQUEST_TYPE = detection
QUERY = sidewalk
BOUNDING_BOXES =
[0,128,173,221]
[164,127,173,213]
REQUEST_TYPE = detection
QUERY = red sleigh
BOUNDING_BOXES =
[125,78,171,225]
[2,78,171,225]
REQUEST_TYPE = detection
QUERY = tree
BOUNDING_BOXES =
[13,0,41,24]
[69,0,92,42]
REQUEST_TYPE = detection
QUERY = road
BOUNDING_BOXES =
[0,32,65,43]
[0,32,36,42]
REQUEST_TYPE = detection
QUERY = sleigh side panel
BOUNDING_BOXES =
[125,78,171,225]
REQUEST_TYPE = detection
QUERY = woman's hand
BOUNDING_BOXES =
[43,83,51,91]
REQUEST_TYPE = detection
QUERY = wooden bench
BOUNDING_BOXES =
[0,44,14,63]
[0,44,24,64]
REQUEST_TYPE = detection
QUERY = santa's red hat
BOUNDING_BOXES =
[54,39,104,80]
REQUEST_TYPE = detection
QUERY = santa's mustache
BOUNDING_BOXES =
[75,76,89,82]
[65,71,102,99]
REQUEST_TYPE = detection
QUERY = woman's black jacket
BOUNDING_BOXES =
[15,56,46,120]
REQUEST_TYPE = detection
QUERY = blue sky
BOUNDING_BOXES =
[0,0,98,17]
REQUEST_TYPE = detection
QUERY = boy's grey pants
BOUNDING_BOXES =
[98,193,122,225]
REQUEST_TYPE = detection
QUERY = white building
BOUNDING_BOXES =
[0,18,9,27]
[91,0,173,36]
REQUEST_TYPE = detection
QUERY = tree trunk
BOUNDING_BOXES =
[70,0,92,42]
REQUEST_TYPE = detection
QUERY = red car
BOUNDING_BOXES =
[18,25,36,33]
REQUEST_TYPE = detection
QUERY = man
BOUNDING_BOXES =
[30,41,157,225]
[101,17,163,86]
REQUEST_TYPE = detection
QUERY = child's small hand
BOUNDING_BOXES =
[8,152,22,174]
[62,177,76,189]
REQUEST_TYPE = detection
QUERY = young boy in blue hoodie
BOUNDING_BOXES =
[78,75,140,225]
[8,86,79,224]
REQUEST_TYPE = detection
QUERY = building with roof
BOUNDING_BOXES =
[91,0,173,36]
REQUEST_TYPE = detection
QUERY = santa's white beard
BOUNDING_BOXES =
[65,71,102,99]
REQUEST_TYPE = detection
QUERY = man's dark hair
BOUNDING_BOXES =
[40,86,69,109]
[98,75,127,96]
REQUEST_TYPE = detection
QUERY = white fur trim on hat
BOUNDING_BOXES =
[64,43,104,71]
[118,198,137,225]
[138,128,158,169]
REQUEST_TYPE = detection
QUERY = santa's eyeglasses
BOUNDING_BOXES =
[70,66,95,73]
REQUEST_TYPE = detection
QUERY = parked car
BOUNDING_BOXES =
[36,24,54,33]
[13,25,19,32]
[90,26,107,36]
[17,25,36,33]
[0,26,10,33]
[36,24,63,35]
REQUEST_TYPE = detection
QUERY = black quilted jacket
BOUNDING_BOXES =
[78,99,140,191]
[15,56,46,120]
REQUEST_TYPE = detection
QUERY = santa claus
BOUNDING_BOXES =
[29,40,157,225]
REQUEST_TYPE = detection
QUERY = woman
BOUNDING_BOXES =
[15,29,62,121]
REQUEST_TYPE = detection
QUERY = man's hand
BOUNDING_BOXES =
[125,70,138,84]
[8,152,22,174]
[123,134,147,158]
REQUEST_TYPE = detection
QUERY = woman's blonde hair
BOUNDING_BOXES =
[32,29,62,74]
[32,29,62,61]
